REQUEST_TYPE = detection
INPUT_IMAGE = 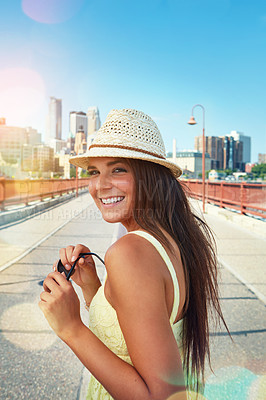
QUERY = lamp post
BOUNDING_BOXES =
[76,166,79,197]
[187,104,206,213]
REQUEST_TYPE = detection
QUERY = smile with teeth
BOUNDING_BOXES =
[100,196,125,205]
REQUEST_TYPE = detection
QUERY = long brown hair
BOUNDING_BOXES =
[127,158,229,392]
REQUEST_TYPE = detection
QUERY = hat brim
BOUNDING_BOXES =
[69,147,182,178]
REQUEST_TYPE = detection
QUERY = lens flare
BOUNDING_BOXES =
[248,374,266,399]
[167,392,206,400]
[22,0,85,24]
[204,366,257,400]
[0,67,46,127]
[0,302,57,351]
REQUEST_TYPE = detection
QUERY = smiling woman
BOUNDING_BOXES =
[39,109,229,400]
[87,158,136,228]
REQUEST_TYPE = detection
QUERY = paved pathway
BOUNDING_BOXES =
[0,193,95,269]
[191,199,266,303]
[0,195,265,399]
[191,199,266,399]
[0,194,118,400]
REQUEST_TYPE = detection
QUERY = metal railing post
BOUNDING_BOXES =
[0,177,5,211]
[220,181,224,208]
[76,166,79,197]
[240,182,244,215]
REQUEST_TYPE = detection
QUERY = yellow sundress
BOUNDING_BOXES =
[86,230,185,399]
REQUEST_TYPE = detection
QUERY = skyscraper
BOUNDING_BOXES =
[46,97,62,143]
[74,127,87,155]
[230,131,251,163]
[86,107,101,149]
[195,134,245,171]
[87,106,101,135]
[69,111,88,140]
[222,136,244,170]
[194,136,223,169]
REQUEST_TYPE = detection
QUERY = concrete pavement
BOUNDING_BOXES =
[190,199,266,399]
[0,195,265,399]
[0,194,120,400]
[0,192,94,270]
[191,199,266,304]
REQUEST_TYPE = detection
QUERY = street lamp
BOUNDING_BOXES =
[187,104,206,213]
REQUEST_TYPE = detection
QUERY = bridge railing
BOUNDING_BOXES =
[1,178,265,219]
[183,180,266,219]
[0,177,90,210]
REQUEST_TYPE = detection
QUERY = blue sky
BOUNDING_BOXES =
[0,0,265,162]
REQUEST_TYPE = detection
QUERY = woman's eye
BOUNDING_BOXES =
[88,170,99,176]
[113,167,127,173]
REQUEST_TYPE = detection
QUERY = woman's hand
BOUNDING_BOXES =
[39,271,83,341]
[54,244,101,293]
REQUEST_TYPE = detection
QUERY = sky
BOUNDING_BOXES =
[0,0,266,163]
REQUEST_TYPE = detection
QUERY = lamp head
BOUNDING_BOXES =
[187,116,197,125]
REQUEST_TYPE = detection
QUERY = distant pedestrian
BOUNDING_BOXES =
[39,109,229,400]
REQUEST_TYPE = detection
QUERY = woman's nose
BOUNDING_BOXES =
[95,173,112,190]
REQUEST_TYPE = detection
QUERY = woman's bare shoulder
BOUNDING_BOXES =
[104,232,167,313]
[105,231,164,281]
[106,231,143,257]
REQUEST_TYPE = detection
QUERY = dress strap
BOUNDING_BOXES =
[127,230,180,325]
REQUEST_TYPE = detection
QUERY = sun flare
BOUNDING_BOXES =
[0,67,46,127]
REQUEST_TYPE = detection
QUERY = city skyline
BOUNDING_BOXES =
[0,0,266,163]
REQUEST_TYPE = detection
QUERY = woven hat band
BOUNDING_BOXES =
[89,143,166,160]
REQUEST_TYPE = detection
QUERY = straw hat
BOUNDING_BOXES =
[69,109,182,178]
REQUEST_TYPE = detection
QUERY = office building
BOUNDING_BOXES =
[49,138,67,154]
[25,127,42,146]
[87,106,101,135]
[195,134,245,171]
[195,136,223,169]
[245,163,255,173]
[21,144,54,174]
[67,136,75,154]
[55,154,71,178]
[258,153,266,164]
[168,151,211,178]
[21,144,34,171]
[69,111,88,140]
[33,144,54,173]
[74,127,87,155]
[86,107,101,150]
[222,136,244,171]
[230,131,251,163]
[0,120,58,178]
[0,124,28,166]
[46,97,62,143]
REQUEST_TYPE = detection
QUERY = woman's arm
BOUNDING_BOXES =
[104,235,186,398]
[40,235,186,400]
[39,272,162,400]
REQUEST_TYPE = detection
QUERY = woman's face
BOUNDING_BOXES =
[87,157,138,230]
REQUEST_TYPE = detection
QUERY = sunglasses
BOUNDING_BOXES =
[57,252,105,281]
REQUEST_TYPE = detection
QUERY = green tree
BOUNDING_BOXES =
[251,164,266,178]
[80,170,91,177]
[224,168,233,176]
[70,167,76,178]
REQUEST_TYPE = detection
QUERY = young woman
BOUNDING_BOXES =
[39,109,228,400]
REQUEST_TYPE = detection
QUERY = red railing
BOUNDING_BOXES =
[0,177,91,210]
[1,178,265,220]
[183,180,266,219]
